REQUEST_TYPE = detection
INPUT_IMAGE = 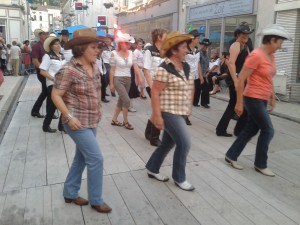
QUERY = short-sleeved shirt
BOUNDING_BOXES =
[185,46,200,79]
[102,46,114,64]
[153,58,194,116]
[54,58,102,128]
[243,48,276,100]
[31,41,45,66]
[39,53,66,87]
[61,48,73,62]
[199,49,209,77]
[10,46,21,59]
[143,45,164,78]
[109,50,136,77]
[209,57,220,71]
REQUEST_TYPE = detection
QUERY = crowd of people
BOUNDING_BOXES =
[1,22,292,214]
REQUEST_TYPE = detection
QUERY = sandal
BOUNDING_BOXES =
[123,121,134,130]
[111,120,123,126]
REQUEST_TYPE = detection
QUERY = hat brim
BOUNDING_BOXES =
[115,37,135,44]
[43,37,60,52]
[160,34,193,58]
[64,37,100,50]
[199,41,212,46]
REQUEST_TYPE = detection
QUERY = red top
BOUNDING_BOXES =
[31,41,45,66]
[54,58,102,128]
[243,48,276,100]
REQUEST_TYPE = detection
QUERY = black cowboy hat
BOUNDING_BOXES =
[61,29,69,36]
[199,38,211,46]
[189,29,201,37]
[234,22,254,37]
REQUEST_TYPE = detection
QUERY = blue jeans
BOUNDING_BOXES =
[63,125,104,205]
[226,97,274,169]
[146,112,191,183]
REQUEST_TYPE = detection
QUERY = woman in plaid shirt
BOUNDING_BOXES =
[145,32,196,191]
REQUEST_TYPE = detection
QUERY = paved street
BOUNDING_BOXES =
[0,75,300,225]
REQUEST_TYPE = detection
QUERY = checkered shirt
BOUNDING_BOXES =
[54,58,102,128]
[153,59,194,116]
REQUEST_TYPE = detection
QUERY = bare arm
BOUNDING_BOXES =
[198,63,204,84]
[228,42,240,89]
[32,58,40,68]
[151,80,166,130]
[40,69,55,81]
[144,68,152,88]
[235,66,253,116]
[51,87,82,130]
[133,63,144,88]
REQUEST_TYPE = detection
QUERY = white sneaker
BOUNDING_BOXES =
[174,180,195,191]
[128,107,137,112]
[147,170,169,182]
[225,156,244,170]
[254,167,275,177]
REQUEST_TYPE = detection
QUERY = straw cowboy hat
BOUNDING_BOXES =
[34,27,49,37]
[115,33,135,44]
[43,36,60,52]
[64,28,100,50]
[260,24,292,41]
[160,31,193,58]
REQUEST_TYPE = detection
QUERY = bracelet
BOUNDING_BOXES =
[66,114,73,123]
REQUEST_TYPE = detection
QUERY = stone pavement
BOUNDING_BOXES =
[0,75,299,225]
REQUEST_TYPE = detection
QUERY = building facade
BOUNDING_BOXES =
[0,0,30,44]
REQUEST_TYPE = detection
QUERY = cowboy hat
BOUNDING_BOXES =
[34,27,49,37]
[199,38,212,46]
[64,28,99,50]
[60,29,69,36]
[160,31,193,58]
[189,29,201,37]
[234,22,254,37]
[260,24,292,41]
[43,36,60,52]
[115,33,135,44]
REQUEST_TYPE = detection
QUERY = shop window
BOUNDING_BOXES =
[208,19,222,54]
[40,15,42,21]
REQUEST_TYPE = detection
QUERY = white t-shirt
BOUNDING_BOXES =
[96,57,106,75]
[143,48,164,78]
[133,49,144,69]
[110,50,136,77]
[209,58,220,71]
[185,48,200,79]
[102,47,114,64]
[61,48,73,62]
[39,53,67,87]
[1,49,7,60]
[10,45,21,59]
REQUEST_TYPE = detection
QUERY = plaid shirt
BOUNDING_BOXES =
[199,49,209,77]
[54,58,102,128]
[153,59,194,116]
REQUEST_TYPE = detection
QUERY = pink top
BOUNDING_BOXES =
[243,48,276,100]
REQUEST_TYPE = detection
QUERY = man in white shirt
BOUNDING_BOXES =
[10,41,21,76]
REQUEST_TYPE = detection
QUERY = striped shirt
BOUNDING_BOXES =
[54,58,102,128]
[154,58,194,116]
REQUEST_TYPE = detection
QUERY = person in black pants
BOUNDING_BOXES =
[31,28,50,118]
[216,22,254,137]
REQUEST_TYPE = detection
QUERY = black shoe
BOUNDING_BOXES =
[52,115,59,119]
[102,98,110,103]
[184,116,192,126]
[105,93,110,96]
[216,132,233,137]
[193,104,200,107]
[31,112,45,118]
[43,126,57,133]
[202,104,210,108]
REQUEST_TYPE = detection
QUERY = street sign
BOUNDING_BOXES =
[75,3,82,10]
[98,16,107,26]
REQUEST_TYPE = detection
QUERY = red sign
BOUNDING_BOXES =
[98,16,107,26]
[75,3,82,10]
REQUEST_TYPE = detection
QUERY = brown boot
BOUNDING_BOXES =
[91,203,112,213]
[145,120,152,140]
[150,124,161,146]
[64,197,89,206]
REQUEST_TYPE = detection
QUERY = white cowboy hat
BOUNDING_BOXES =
[34,27,49,37]
[260,24,292,41]
[43,36,60,52]
[115,33,135,44]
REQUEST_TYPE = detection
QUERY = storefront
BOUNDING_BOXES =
[186,0,256,54]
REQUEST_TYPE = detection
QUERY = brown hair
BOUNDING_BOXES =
[72,43,89,57]
[151,28,168,44]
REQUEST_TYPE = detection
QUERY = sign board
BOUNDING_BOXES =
[75,3,82,10]
[98,16,107,26]
[188,0,254,22]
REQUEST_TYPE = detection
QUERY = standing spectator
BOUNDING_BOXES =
[143,28,168,146]
[96,41,109,103]
[145,31,195,191]
[109,33,142,130]
[60,29,73,62]
[0,45,7,74]
[10,41,21,76]
[31,28,50,118]
[133,38,146,99]
[225,24,292,177]
[216,22,254,137]
[6,44,12,75]
[102,35,115,96]
[22,40,31,72]
[51,28,112,213]
[198,38,211,108]
[39,36,66,133]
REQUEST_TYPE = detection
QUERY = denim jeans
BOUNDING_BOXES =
[226,97,274,169]
[146,112,191,183]
[63,125,104,205]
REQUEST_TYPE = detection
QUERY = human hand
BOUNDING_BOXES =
[234,102,243,117]
[67,117,82,130]
[153,116,164,130]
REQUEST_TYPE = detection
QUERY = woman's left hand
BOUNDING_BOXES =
[153,116,164,130]
[268,98,276,112]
